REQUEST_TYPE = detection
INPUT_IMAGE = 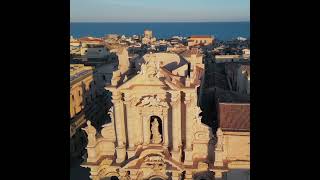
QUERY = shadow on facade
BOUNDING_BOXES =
[219,169,250,180]
[70,58,115,180]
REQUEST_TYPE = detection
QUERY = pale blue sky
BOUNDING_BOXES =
[71,0,250,22]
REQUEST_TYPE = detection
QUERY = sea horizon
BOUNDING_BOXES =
[71,21,250,23]
[70,22,250,40]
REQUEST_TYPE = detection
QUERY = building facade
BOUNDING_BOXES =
[70,64,108,160]
[80,50,250,179]
[142,29,156,45]
[215,103,250,180]
[80,44,109,59]
[187,35,214,47]
[81,52,233,180]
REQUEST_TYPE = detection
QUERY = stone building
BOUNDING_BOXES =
[215,103,250,180]
[80,44,109,59]
[70,64,109,160]
[81,51,231,180]
[80,49,250,179]
[187,35,214,47]
[142,29,156,45]
[80,37,104,46]
[144,29,153,39]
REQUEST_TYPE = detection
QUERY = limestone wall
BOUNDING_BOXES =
[223,131,250,162]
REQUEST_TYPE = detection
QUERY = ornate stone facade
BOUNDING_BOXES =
[81,52,234,180]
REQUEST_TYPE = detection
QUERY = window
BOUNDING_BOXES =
[103,75,106,81]
[72,95,74,101]
[78,90,81,96]
[98,49,102,52]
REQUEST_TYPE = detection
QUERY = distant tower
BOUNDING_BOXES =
[144,29,153,39]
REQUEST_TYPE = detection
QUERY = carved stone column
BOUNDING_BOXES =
[123,94,135,149]
[143,115,151,145]
[124,94,137,158]
[112,91,126,163]
[171,91,182,162]
[163,109,169,148]
[184,92,193,165]
[137,110,144,145]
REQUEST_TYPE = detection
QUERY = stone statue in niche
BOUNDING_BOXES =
[82,121,96,146]
[151,118,162,144]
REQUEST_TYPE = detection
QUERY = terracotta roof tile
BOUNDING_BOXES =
[218,103,250,131]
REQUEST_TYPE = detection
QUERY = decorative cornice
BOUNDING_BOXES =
[111,91,122,103]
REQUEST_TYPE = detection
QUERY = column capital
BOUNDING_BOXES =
[112,91,122,101]
[184,92,195,104]
[123,95,137,107]
[170,91,180,105]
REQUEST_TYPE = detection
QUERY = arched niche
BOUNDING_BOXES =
[150,115,163,144]
[139,107,169,147]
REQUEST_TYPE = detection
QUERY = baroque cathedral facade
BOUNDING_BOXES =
[81,49,236,180]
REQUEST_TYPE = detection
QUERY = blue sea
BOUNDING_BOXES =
[70,22,250,41]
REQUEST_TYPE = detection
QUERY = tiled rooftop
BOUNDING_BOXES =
[218,103,250,131]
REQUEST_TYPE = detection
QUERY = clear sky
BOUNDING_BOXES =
[71,0,250,22]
